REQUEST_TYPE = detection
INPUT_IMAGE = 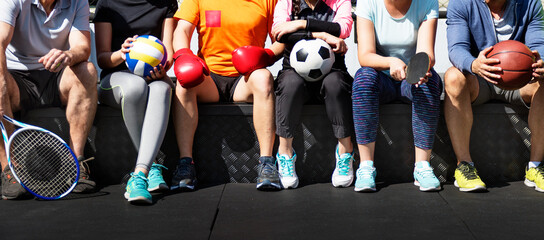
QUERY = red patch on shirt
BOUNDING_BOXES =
[205,11,221,28]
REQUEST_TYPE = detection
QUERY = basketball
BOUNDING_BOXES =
[290,39,335,82]
[125,35,167,78]
[486,40,535,90]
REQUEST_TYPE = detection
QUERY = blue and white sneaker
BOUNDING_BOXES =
[276,151,299,189]
[125,171,152,204]
[332,144,354,187]
[354,160,377,192]
[147,163,168,192]
[170,157,197,191]
[414,161,441,191]
[256,156,281,190]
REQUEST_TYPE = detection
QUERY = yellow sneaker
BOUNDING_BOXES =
[454,161,486,192]
[524,165,544,192]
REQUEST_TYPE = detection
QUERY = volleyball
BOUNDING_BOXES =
[125,35,167,78]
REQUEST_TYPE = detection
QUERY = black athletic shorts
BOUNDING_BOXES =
[9,69,63,111]
[210,72,243,102]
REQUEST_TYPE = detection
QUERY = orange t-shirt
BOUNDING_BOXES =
[175,0,277,77]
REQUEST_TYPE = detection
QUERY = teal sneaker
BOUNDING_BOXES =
[413,161,441,192]
[124,171,152,204]
[276,151,299,189]
[354,160,377,192]
[147,163,168,192]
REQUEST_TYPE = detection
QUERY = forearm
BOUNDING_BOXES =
[306,19,341,37]
[0,51,10,112]
[358,52,395,71]
[97,50,125,69]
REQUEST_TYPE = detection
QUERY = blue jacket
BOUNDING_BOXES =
[446,0,544,74]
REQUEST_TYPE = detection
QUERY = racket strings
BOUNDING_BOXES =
[9,129,78,198]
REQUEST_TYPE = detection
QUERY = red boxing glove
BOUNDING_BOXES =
[232,46,276,75]
[173,48,210,88]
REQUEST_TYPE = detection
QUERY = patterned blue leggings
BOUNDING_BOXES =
[352,67,443,150]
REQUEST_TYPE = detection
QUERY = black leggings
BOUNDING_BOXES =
[275,68,354,139]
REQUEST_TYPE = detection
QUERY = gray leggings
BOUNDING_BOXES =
[98,71,172,171]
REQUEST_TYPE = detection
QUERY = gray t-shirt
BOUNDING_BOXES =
[0,0,90,70]
[493,0,515,42]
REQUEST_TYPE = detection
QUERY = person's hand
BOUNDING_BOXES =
[38,49,71,72]
[272,20,305,41]
[471,46,502,84]
[119,35,138,61]
[389,57,407,81]
[414,71,432,88]
[146,63,168,81]
[317,33,347,55]
[531,50,544,83]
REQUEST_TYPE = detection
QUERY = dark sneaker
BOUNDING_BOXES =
[170,157,197,191]
[72,157,97,193]
[256,156,281,190]
[1,167,28,200]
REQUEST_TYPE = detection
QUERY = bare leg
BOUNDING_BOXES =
[521,81,544,163]
[0,71,21,171]
[278,137,294,157]
[172,76,219,159]
[58,62,97,158]
[357,142,375,161]
[443,67,480,164]
[235,69,275,157]
[337,136,353,155]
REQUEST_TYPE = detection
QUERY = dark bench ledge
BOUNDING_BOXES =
[22,102,530,188]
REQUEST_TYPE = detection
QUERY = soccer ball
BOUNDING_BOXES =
[125,35,167,78]
[290,39,335,82]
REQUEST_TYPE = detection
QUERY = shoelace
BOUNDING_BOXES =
[174,163,193,179]
[261,162,278,176]
[417,167,435,178]
[78,157,94,178]
[278,157,294,177]
[149,164,168,179]
[130,173,148,189]
[459,164,478,180]
[337,154,352,175]
[536,165,544,178]
[357,166,375,179]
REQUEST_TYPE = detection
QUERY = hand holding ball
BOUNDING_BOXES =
[486,40,535,90]
[290,39,335,82]
[125,35,167,78]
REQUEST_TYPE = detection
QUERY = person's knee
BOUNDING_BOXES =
[353,67,379,91]
[277,71,305,96]
[149,80,172,96]
[322,71,347,97]
[71,61,98,89]
[443,67,469,96]
[248,69,274,96]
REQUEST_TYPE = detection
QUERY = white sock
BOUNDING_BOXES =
[528,161,541,169]
[360,160,373,168]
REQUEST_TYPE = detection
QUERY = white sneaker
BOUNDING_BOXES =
[332,145,354,187]
[276,152,299,189]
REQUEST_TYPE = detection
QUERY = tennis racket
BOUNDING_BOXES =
[406,52,431,84]
[0,115,79,200]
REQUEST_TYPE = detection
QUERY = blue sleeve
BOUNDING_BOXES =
[525,0,544,56]
[446,0,476,74]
